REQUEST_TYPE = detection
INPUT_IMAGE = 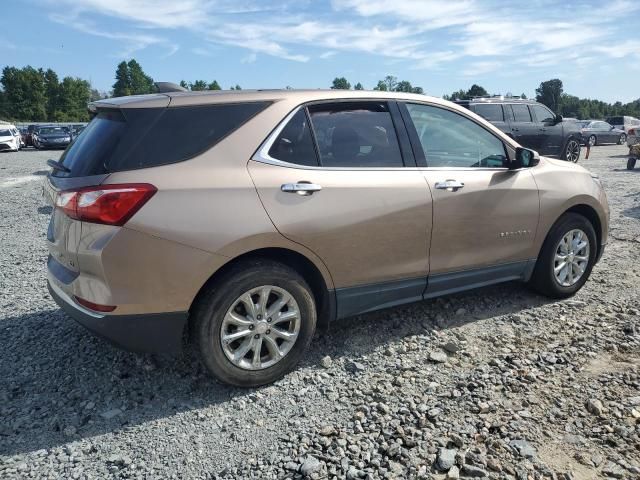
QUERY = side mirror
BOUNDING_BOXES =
[511,147,540,169]
[554,114,563,124]
[610,125,615,130]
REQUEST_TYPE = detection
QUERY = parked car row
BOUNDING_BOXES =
[0,124,23,151]
[578,120,627,146]
[11,124,86,151]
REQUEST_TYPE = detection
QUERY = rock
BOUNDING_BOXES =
[586,399,604,416]
[299,455,321,476]
[509,439,537,459]
[477,402,490,414]
[345,361,366,373]
[602,462,625,478]
[319,425,336,436]
[100,408,122,420]
[460,464,487,477]
[486,458,502,472]
[429,351,448,363]
[436,448,457,471]
[320,355,333,369]
[446,465,460,479]
[442,342,460,354]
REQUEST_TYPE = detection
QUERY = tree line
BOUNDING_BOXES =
[2,59,639,122]
[331,75,424,93]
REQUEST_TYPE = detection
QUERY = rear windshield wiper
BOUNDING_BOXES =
[47,159,71,174]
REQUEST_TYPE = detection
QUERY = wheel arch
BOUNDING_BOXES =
[189,247,336,331]
[561,203,603,258]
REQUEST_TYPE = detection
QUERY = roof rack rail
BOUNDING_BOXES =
[155,82,188,93]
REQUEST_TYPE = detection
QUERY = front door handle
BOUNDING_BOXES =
[281,182,322,196]
[435,179,465,192]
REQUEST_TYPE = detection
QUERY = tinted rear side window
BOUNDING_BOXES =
[511,104,532,122]
[308,102,404,168]
[473,104,504,122]
[55,102,270,177]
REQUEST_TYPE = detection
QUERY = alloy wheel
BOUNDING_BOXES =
[565,140,580,163]
[553,229,590,287]
[220,285,301,370]
[588,135,596,147]
[619,133,626,145]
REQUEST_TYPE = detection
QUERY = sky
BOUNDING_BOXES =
[2,0,639,103]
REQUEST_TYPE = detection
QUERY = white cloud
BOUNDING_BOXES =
[43,0,640,71]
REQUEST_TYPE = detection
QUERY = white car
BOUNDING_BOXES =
[627,125,639,148]
[607,115,640,135]
[0,125,21,152]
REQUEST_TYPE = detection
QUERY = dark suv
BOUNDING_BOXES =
[456,97,582,163]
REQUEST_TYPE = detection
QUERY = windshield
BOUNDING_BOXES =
[38,127,69,135]
[0,129,11,136]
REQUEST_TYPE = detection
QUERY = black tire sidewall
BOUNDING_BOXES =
[628,158,637,170]
[193,261,317,387]
[589,135,596,146]
[531,213,597,298]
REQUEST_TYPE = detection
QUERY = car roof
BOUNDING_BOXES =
[91,89,454,110]
[457,97,540,105]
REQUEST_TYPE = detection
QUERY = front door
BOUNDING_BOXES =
[530,103,563,155]
[507,103,541,151]
[249,101,432,318]
[401,102,540,296]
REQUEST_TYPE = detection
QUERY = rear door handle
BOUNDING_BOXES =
[281,182,322,196]
[435,179,465,192]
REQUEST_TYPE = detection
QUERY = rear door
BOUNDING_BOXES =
[507,104,540,151]
[471,103,510,135]
[249,101,433,318]
[401,102,539,295]
[530,104,563,155]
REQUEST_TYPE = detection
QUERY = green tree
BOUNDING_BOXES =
[43,69,59,121]
[373,80,388,91]
[535,79,563,113]
[112,61,131,97]
[127,59,154,95]
[331,77,351,90]
[354,82,364,90]
[208,80,221,90]
[53,77,91,122]
[394,80,414,93]
[467,84,488,98]
[0,66,47,120]
[179,80,189,89]
[190,80,208,91]
[521,93,527,99]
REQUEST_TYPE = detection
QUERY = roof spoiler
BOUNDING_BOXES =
[155,82,188,93]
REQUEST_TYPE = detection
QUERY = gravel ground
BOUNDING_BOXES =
[0,146,638,480]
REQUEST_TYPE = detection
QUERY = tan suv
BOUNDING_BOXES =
[45,89,609,386]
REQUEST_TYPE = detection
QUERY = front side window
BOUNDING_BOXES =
[268,109,318,166]
[307,102,404,168]
[406,103,507,168]
[531,105,555,123]
[473,104,504,122]
[511,104,532,122]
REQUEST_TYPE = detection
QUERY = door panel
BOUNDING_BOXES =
[423,168,539,275]
[248,161,432,289]
[507,104,540,150]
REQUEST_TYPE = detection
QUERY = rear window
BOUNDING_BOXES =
[472,104,504,122]
[54,102,270,177]
[511,104,532,122]
[606,116,623,125]
[0,129,11,136]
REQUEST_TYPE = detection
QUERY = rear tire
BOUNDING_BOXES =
[628,157,637,170]
[191,259,317,387]
[529,213,597,299]
[619,133,627,145]
[588,135,597,147]
[562,139,580,163]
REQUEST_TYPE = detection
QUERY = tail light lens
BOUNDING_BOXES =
[629,128,636,136]
[55,183,157,226]
[74,296,116,312]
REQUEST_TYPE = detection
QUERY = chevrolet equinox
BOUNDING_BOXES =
[45,89,609,386]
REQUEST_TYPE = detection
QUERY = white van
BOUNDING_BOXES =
[0,124,21,152]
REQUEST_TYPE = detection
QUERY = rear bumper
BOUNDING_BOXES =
[48,279,187,354]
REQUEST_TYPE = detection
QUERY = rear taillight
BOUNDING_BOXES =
[629,128,636,136]
[55,183,157,226]
[74,296,116,312]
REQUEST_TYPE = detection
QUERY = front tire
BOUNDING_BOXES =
[588,135,597,147]
[529,213,597,299]
[619,133,627,145]
[628,157,637,170]
[191,260,317,387]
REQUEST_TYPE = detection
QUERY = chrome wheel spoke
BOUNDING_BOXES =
[222,329,252,343]
[553,228,590,287]
[251,337,263,368]
[240,293,258,320]
[267,292,292,318]
[554,262,567,274]
[263,335,283,360]
[233,337,254,362]
[257,286,271,318]
[274,310,298,324]
[270,328,297,341]
[226,311,253,327]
